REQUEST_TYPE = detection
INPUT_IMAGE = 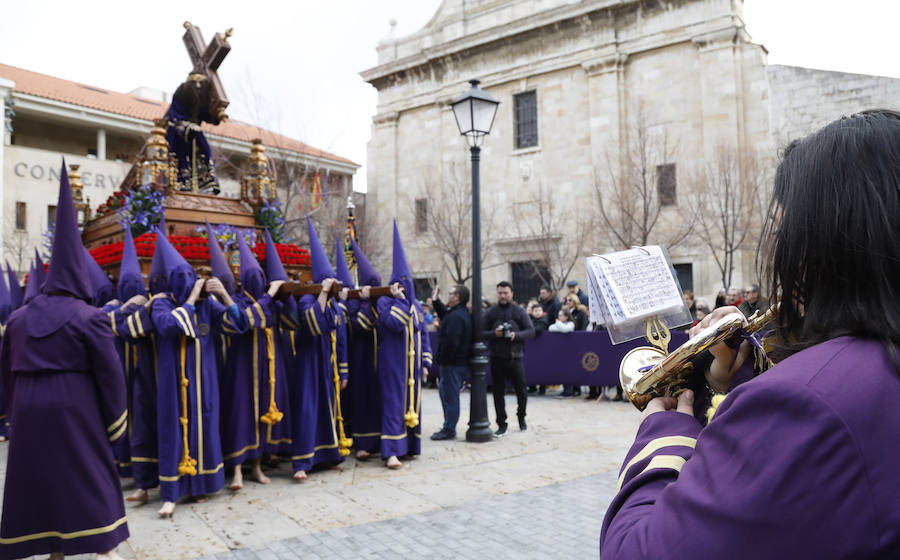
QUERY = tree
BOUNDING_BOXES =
[409,162,495,285]
[593,104,693,251]
[512,181,594,293]
[2,219,31,276]
[686,146,769,290]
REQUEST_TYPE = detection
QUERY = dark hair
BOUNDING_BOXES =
[452,284,470,306]
[540,285,551,293]
[762,109,900,361]
[559,308,571,320]
[496,280,513,290]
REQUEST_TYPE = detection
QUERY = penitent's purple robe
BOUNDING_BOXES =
[151,295,246,503]
[600,337,900,558]
[375,296,433,458]
[282,295,343,472]
[346,298,381,453]
[112,303,160,490]
[0,324,7,440]
[100,301,133,479]
[220,293,291,467]
[0,295,129,558]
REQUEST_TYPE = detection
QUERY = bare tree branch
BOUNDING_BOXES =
[687,146,769,289]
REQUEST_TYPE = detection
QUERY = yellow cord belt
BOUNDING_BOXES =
[259,327,283,425]
[403,309,418,428]
[331,331,353,455]
[177,336,197,476]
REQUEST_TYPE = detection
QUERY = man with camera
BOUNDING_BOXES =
[482,281,535,436]
[429,285,472,441]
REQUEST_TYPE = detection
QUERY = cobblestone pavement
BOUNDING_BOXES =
[195,472,616,560]
[1,387,640,559]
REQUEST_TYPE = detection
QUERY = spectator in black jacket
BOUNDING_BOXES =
[538,286,561,325]
[429,285,472,440]
[483,281,535,436]
[566,280,589,306]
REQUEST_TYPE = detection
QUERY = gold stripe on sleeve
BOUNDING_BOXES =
[107,410,127,434]
[616,435,696,492]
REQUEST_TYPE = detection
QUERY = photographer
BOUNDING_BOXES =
[482,281,535,436]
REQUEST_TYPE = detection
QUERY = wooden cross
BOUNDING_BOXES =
[182,21,232,121]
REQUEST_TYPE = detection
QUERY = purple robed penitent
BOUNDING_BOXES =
[109,226,160,489]
[280,219,343,473]
[150,228,247,502]
[0,268,11,438]
[0,161,129,558]
[600,336,900,558]
[220,231,291,468]
[345,237,382,453]
[374,223,433,458]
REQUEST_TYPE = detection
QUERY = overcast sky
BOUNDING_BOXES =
[1,1,897,192]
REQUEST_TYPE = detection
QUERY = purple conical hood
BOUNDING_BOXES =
[236,229,266,299]
[6,262,23,309]
[206,220,236,295]
[264,229,288,283]
[306,216,335,283]
[43,159,92,301]
[23,262,40,305]
[350,237,381,287]
[84,247,115,307]
[155,225,196,303]
[389,221,422,314]
[335,237,354,288]
[118,227,146,300]
[31,248,47,291]
[149,230,168,295]
[0,267,9,323]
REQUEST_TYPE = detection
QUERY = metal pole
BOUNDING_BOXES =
[466,144,492,442]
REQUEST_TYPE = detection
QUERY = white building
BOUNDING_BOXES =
[362,0,900,302]
[0,63,359,276]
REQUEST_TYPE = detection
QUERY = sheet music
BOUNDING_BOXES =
[585,246,687,343]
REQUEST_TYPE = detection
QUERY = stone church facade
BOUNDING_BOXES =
[362,0,900,302]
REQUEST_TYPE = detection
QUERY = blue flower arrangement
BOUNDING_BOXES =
[118,184,166,237]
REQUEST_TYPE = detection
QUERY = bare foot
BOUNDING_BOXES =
[50,553,63,560]
[331,463,344,472]
[158,501,176,518]
[249,460,271,485]
[126,488,149,504]
[356,450,371,460]
[229,466,243,490]
[97,549,125,560]
[192,495,208,503]
[386,456,402,469]
[292,470,307,482]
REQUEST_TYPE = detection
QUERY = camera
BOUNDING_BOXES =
[498,321,515,339]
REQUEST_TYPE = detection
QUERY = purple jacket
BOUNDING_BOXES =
[601,337,900,558]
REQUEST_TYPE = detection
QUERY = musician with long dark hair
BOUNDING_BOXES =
[600,110,900,558]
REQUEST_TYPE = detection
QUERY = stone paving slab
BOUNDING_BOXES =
[0,387,641,559]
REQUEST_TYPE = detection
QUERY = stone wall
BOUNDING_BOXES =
[364,0,772,301]
[768,64,900,151]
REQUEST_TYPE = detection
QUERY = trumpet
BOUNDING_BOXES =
[619,306,776,411]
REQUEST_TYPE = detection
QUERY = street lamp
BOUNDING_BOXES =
[451,79,499,443]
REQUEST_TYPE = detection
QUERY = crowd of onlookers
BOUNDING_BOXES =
[422,279,770,438]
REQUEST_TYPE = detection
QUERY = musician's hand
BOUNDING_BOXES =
[690,306,752,393]
[641,390,694,422]
[361,286,371,299]
[267,280,285,297]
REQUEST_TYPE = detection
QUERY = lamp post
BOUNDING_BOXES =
[451,79,499,443]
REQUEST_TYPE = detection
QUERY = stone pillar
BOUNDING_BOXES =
[96,128,107,160]
[0,77,15,265]
[368,110,400,232]
[582,51,627,249]
[691,27,746,161]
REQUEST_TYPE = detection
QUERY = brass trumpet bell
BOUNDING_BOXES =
[619,310,771,410]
